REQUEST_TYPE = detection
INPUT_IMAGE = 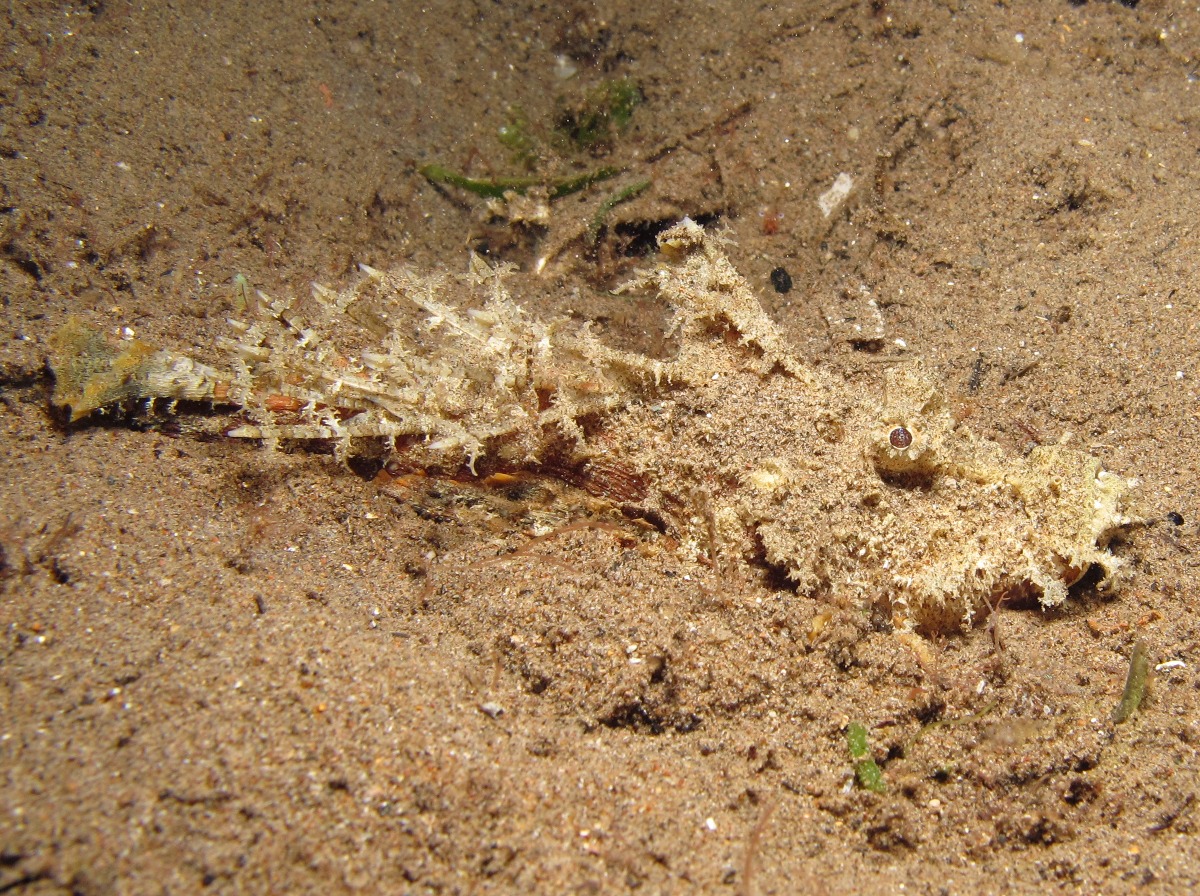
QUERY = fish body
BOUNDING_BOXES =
[50,220,1133,631]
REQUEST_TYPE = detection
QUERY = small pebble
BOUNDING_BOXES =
[769,266,792,294]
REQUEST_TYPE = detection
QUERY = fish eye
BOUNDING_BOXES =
[889,426,913,450]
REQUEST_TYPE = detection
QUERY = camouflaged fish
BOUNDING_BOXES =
[49,220,1134,631]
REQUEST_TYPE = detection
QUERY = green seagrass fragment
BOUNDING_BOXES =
[418,164,621,201]
[847,722,886,794]
[1112,639,1150,724]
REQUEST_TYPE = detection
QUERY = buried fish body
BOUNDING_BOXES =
[50,220,1134,632]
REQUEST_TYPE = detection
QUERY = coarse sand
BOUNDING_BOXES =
[3,1,1200,892]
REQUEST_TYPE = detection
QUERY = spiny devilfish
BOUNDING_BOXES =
[50,219,1135,632]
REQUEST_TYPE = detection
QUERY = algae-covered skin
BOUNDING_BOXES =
[48,220,1134,632]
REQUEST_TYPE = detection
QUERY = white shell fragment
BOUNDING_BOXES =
[818,172,854,217]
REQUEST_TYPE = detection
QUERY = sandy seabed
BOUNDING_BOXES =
[4,1,1200,893]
